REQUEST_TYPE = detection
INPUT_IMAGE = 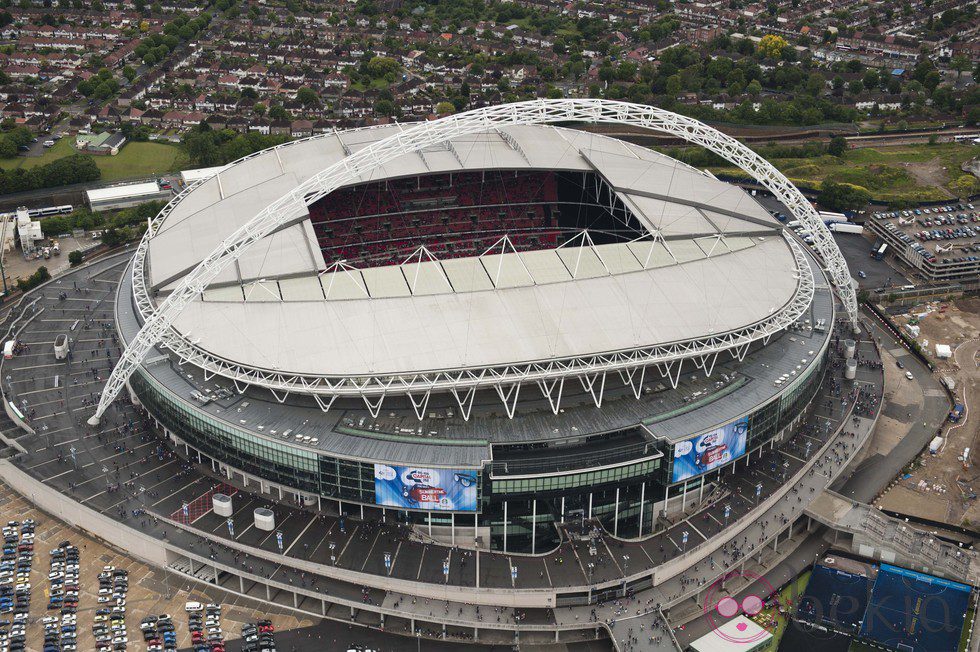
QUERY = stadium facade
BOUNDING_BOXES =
[114,100,844,554]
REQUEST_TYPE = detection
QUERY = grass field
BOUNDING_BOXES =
[705,142,980,204]
[0,139,188,181]
[749,570,811,647]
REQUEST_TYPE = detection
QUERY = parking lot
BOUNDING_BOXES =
[870,201,980,266]
[0,484,313,652]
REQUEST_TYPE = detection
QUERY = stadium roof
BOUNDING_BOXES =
[146,124,781,291]
[138,123,805,393]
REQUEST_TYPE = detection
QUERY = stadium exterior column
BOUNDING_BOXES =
[531,499,537,555]
[321,600,326,616]
[474,512,478,543]
[239,575,243,593]
[502,502,507,553]
[560,496,565,523]
[588,493,593,519]
[428,511,432,538]
[613,488,620,537]
[451,512,456,546]
[662,486,668,517]
[698,478,704,502]
[638,483,645,537]
[681,482,687,512]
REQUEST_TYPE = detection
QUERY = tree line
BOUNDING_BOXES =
[0,155,101,196]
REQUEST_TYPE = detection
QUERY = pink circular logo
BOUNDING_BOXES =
[702,569,781,644]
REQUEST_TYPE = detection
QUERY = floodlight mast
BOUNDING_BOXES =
[87,99,857,426]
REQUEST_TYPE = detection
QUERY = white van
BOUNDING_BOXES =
[3,340,15,359]
[184,601,203,613]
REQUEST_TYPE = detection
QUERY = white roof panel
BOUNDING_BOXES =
[556,246,607,279]
[480,253,534,289]
[242,280,282,302]
[363,265,411,297]
[278,276,326,301]
[403,260,453,296]
[441,257,494,292]
[593,242,643,274]
[321,269,368,300]
[519,249,573,285]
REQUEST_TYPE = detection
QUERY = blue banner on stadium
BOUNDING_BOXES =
[374,465,478,512]
[671,417,748,483]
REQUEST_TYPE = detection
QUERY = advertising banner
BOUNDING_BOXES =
[671,417,748,483]
[374,464,478,512]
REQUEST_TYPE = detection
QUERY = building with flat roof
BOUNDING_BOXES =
[86,181,172,212]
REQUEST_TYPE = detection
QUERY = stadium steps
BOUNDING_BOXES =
[169,558,220,584]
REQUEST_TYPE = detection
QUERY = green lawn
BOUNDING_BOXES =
[706,142,980,203]
[0,139,188,182]
[749,570,811,648]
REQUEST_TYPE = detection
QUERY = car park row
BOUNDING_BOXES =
[186,601,225,652]
[44,541,79,651]
[93,565,129,651]
[0,519,35,652]
[139,612,176,652]
[241,619,277,652]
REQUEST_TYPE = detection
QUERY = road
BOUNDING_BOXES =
[833,309,951,503]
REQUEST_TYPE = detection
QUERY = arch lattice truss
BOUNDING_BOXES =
[91,99,855,425]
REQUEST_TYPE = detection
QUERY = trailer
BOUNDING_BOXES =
[873,243,888,260]
[829,222,864,235]
[819,211,848,224]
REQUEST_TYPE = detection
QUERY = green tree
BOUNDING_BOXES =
[949,174,979,197]
[296,86,319,106]
[818,181,870,211]
[365,55,399,79]
[68,250,83,267]
[805,72,825,96]
[0,136,15,158]
[435,101,454,116]
[828,135,847,157]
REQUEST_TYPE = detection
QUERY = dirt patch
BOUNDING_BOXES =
[902,157,955,197]
[875,298,980,529]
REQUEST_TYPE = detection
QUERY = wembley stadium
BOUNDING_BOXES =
[95,99,855,554]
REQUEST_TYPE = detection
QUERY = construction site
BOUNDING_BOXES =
[876,296,980,530]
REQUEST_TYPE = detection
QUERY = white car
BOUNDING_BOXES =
[905,370,914,380]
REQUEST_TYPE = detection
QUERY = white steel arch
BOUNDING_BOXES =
[90,99,856,425]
